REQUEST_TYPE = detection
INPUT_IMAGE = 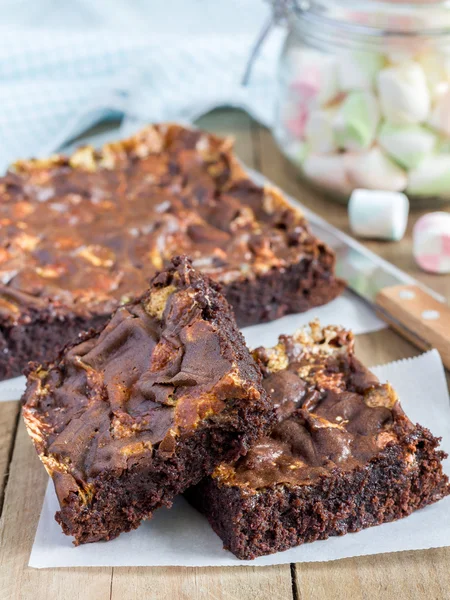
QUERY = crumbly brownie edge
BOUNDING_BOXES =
[223,260,345,327]
[56,397,271,544]
[186,425,450,560]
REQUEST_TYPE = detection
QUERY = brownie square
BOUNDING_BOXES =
[22,257,274,544]
[0,123,343,380]
[186,322,450,560]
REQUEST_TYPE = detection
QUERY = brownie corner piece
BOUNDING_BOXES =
[186,322,450,560]
[220,183,345,327]
[22,256,273,544]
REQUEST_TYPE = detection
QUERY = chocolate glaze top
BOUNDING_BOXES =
[22,257,263,504]
[213,321,415,491]
[0,124,335,325]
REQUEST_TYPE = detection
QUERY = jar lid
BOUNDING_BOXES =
[284,0,450,35]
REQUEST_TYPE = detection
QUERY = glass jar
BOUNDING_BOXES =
[274,0,450,205]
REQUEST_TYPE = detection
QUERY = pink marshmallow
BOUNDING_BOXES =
[286,106,309,138]
[291,66,322,103]
[413,212,450,274]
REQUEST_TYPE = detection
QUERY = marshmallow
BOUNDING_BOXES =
[288,48,339,106]
[346,147,408,192]
[302,154,352,196]
[349,189,409,241]
[429,87,450,137]
[285,104,310,139]
[305,107,338,154]
[407,155,450,199]
[413,212,450,274]
[378,123,437,170]
[333,92,380,151]
[387,48,418,66]
[278,27,450,203]
[338,51,385,91]
[418,52,450,98]
[284,140,309,166]
[377,62,431,125]
[437,137,450,153]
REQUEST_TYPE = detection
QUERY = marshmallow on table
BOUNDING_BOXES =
[377,62,431,125]
[346,147,408,192]
[288,48,339,106]
[407,155,450,199]
[378,122,437,170]
[337,50,385,91]
[302,153,352,196]
[333,91,380,151]
[413,212,450,274]
[428,87,450,137]
[349,189,409,241]
[305,107,338,154]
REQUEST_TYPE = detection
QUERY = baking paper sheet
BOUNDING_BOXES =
[29,349,450,568]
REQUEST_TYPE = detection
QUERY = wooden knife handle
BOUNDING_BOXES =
[376,284,450,370]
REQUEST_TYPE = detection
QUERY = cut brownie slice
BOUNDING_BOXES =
[0,123,344,380]
[187,322,450,560]
[22,257,274,544]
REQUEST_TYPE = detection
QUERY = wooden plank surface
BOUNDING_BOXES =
[0,402,20,510]
[0,422,112,600]
[0,108,449,600]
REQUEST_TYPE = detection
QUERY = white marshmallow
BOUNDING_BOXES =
[337,51,385,91]
[333,92,380,151]
[346,147,408,192]
[429,87,450,137]
[378,123,437,170]
[287,48,339,106]
[302,154,352,196]
[305,108,338,154]
[418,52,450,98]
[407,155,450,199]
[377,62,431,125]
[387,48,418,66]
[349,189,409,241]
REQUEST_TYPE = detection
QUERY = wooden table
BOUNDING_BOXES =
[1,109,449,600]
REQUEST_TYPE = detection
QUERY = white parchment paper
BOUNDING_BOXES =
[29,349,450,568]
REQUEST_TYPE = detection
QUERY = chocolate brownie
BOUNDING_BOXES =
[22,257,274,544]
[187,322,450,560]
[0,123,344,380]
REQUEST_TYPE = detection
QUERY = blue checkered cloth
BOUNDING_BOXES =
[0,0,282,171]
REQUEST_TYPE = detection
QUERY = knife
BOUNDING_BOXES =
[304,205,450,370]
[247,167,450,368]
